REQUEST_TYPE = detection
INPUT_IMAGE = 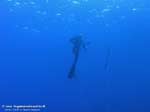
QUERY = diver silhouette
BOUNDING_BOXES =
[104,47,111,71]
[68,35,88,79]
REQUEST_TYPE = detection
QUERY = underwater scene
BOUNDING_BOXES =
[0,0,150,112]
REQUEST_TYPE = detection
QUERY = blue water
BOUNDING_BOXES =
[0,0,150,112]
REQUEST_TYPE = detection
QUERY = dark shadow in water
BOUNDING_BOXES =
[68,35,88,79]
[104,47,112,72]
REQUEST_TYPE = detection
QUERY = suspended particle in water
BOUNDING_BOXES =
[72,1,80,5]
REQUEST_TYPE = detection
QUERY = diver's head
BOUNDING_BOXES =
[70,34,84,45]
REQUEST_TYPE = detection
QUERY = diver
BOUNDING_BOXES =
[68,35,88,79]
[104,47,111,70]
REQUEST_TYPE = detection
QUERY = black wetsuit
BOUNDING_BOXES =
[68,36,83,79]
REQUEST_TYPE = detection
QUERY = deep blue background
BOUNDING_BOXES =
[0,0,150,112]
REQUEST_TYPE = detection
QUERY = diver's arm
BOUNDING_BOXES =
[82,41,90,51]
[82,43,87,51]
